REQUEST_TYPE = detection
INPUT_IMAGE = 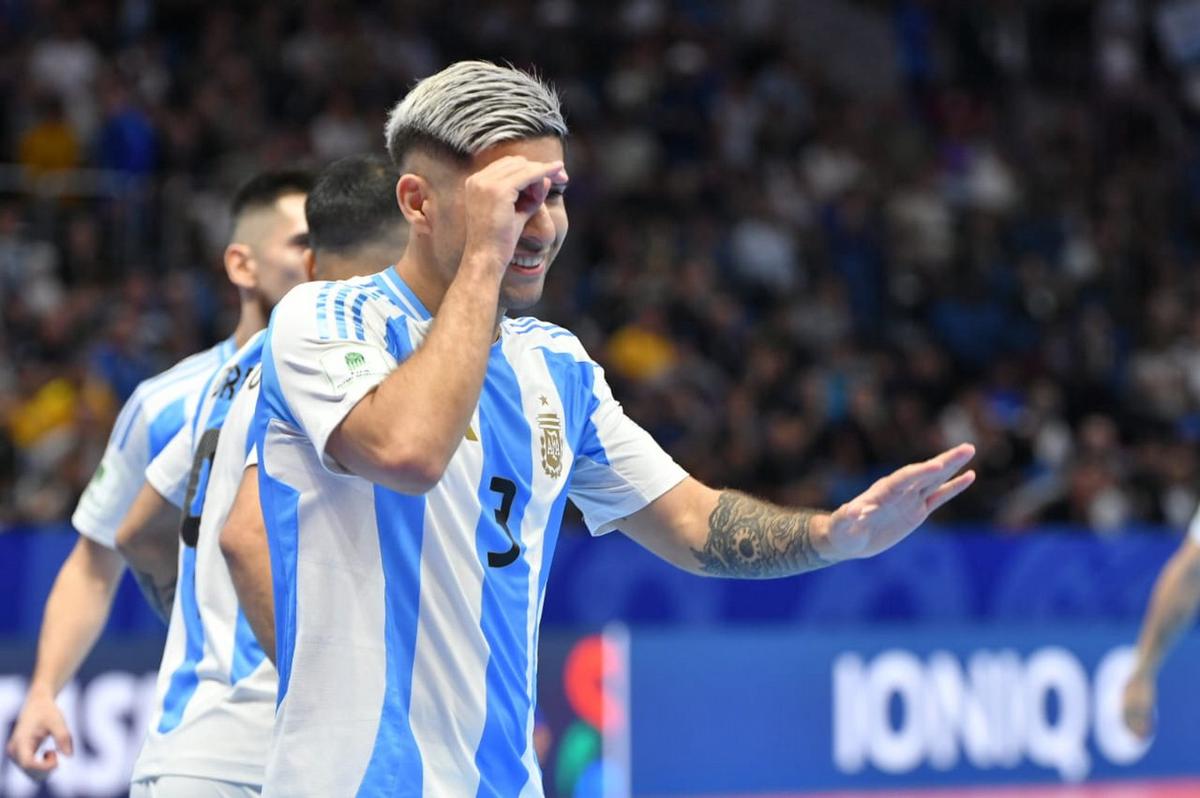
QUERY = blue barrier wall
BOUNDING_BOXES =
[627,625,1200,795]
[543,524,1180,626]
[0,524,1185,634]
[0,525,1195,797]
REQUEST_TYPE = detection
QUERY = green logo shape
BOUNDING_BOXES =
[344,351,366,371]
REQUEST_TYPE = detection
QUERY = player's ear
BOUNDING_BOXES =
[397,174,433,235]
[224,243,257,290]
[303,248,318,282]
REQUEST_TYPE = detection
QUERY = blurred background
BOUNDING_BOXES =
[2,0,1200,795]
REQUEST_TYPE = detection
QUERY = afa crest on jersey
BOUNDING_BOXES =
[538,411,563,479]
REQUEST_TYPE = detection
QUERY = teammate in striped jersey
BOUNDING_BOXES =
[115,155,408,798]
[4,169,311,784]
[253,61,977,796]
[222,154,411,660]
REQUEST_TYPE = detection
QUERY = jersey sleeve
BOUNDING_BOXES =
[1189,507,1200,544]
[264,282,408,474]
[71,393,154,547]
[568,361,688,536]
[144,419,194,508]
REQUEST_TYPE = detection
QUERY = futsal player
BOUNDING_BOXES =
[1122,511,1200,738]
[253,61,976,796]
[4,169,311,783]
[118,155,409,797]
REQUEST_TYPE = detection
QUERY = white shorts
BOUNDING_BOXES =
[130,775,260,797]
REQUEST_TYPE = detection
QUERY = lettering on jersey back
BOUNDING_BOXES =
[214,364,243,401]
[180,428,221,547]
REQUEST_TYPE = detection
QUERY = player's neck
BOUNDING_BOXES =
[394,256,505,341]
[393,256,443,316]
[231,298,267,348]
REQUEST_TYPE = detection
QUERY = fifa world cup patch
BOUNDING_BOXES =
[319,344,392,391]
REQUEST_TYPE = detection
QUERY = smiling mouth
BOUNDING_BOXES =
[509,252,546,274]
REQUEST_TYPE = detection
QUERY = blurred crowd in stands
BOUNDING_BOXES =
[3,0,1200,534]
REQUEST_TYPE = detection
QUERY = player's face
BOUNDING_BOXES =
[251,193,310,309]
[436,136,569,312]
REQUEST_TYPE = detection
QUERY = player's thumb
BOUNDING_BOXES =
[48,717,73,757]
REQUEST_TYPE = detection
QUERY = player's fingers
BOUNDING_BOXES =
[1124,707,1151,739]
[914,443,976,492]
[48,718,73,757]
[924,470,976,512]
[491,158,566,191]
[26,749,58,778]
[879,459,943,492]
[8,730,41,768]
[517,177,552,212]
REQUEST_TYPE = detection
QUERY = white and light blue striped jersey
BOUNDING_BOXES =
[254,267,687,797]
[133,332,277,786]
[72,338,236,548]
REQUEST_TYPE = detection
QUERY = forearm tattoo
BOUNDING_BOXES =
[132,569,176,624]
[691,490,832,578]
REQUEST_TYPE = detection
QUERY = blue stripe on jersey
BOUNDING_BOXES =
[114,351,219,449]
[357,317,425,796]
[147,397,186,459]
[507,317,539,332]
[372,269,422,321]
[254,331,302,702]
[350,292,369,341]
[257,331,300,434]
[190,369,219,440]
[158,547,204,733]
[259,466,300,705]
[473,348,536,796]
[537,346,597,589]
[107,385,146,453]
[387,270,431,320]
[334,286,351,340]
[229,609,266,684]
[316,283,334,340]
[532,349,598,711]
[355,488,427,797]
[509,317,563,334]
[573,365,609,466]
[370,272,402,308]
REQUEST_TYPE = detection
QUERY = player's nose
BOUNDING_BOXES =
[520,202,556,250]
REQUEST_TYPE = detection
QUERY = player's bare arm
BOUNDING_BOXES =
[220,465,275,662]
[327,155,567,494]
[5,537,122,779]
[114,482,180,623]
[1123,537,1200,738]
[616,443,976,577]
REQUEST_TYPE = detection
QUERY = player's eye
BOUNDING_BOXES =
[548,186,567,201]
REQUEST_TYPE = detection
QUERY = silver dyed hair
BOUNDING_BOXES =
[384,61,567,166]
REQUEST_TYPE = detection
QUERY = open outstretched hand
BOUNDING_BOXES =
[823,443,976,562]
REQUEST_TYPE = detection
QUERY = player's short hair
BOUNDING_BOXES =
[384,60,567,167]
[306,154,405,255]
[230,169,315,221]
